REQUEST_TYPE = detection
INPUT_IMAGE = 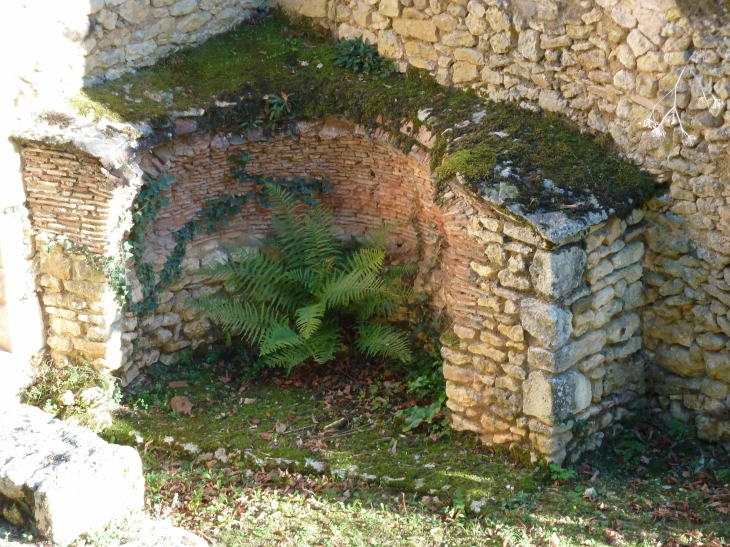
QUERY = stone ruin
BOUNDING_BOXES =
[0,1,728,529]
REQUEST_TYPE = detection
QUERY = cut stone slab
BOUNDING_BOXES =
[0,404,144,546]
[529,245,587,301]
[523,370,592,422]
[520,298,573,350]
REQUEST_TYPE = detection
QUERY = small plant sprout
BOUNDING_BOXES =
[642,21,730,141]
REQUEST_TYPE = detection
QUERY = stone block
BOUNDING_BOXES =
[523,370,591,421]
[380,0,400,17]
[528,329,607,373]
[611,241,644,270]
[520,299,572,349]
[518,29,543,62]
[278,0,328,18]
[705,351,730,383]
[392,18,438,42]
[64,280,106,301]
[529,245,587,301]
[0,404,143,545]
[40,250,71,280]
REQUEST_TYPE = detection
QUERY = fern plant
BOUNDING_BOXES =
[192,183,415,372]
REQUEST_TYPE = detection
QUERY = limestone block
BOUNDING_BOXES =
[443,363,474,383]
[452,61,479,83]
[445,382,480,406]
[40,251,71,281]
[485,7,511,32]
[520,299,572,349]
[64,280,106,301]
[441,346,471,365]
[441,30,477,47]
[118,0,151,24]
[377,30,404,58]
[176,11,212,32]
[51,317,82,337]
[627,28,653,57]
[605,312,640,344]
[705,351,730,383]
[528,329,607,373]
[392,18,438,42]
[182,318,211,339]
[523,370,591,421]
[380,0,400,17]
[529,246,587,301]
[126,40,157,62]
[73,338,108,357]
[518,29,543,62]
[72,257,106,283]
[0,404,143,545]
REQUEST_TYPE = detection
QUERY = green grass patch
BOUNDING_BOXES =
[74,11,655,219]
[98,356,730,546]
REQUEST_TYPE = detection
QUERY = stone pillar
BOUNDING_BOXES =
[443,204,648,464]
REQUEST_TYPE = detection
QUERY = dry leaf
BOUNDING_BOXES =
[219,372,232,383]
[260,433,273,441]
[168,381,188,389]
[602,528,623,544]
[170,396,193,414]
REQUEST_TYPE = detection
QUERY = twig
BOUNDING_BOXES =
[320,424,371,439]
[280,425,312,436]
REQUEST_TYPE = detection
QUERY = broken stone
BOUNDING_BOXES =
[0,404,144,545]
[529,245,587,301]
[520,299,573,349]
[523,370,592,421]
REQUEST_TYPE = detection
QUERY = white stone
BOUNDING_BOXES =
[0,405,144,545]
[520,299,572,349]
[523,370,592,421]
[170,0,198,16]
[529,245,587,301]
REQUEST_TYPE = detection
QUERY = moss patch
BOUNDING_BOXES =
[102,357,730,546]
[74,11,654,219]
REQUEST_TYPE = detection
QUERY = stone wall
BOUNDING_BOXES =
[86,0,267,84]
[290,0,730,442]
[18,116,654,462]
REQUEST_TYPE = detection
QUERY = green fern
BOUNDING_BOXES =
[192,183,414,372]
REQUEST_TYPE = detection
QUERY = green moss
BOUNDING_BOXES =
[76,11,654,218]
[435,145,496,183]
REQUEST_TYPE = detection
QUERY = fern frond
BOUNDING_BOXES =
[355,323,412,363]
[191,295,279,344]
[320,269,383,309]
[295,303,325,339]
[259,323,302,355]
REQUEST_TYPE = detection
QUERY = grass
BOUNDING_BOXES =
[71,10,655,219]
[97,354,730,547]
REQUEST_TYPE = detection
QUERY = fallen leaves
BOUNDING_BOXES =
[170,396,193,414]
[602,528,624,544]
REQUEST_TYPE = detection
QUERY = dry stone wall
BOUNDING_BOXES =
[85,0,267,84]
[286,0,730,443]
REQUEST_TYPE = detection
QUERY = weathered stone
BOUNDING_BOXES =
[379,0,400,17]
[40,251,71,280]
[528,330,607,373]
[64,280,106,300]
[0,404,144,545]
[278,0,328,17]
[518,29,543,62]
[611,241,644,270]
[441,30,477,47]
[392,18,438,42]
[523,370,591,421]
[705,351,730,383]
[605,312,640,344]
[529,246,586,301]
[655,344,705,377]
[520,299,572,349]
